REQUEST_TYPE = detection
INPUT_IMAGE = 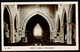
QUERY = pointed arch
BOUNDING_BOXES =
[63,11,67,43]
[60,9,67,43]
[3,6,13,43]
[24,14,50,44]
[22,10,53,32]
[69,4,76,44]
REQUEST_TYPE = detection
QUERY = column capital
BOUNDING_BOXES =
[67,22,72,25]
[60,26,64,28]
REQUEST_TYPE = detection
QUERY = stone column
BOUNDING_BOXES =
[54,29,57,37]
[21,29,25,37]
[54,34,59,43]
[53,29,57,43]
[59,26,64,43]
[17,9,20,30]
[22,29,28,43]
[50,30,53,39]
[10,22,14,43]
[67,23,72,44]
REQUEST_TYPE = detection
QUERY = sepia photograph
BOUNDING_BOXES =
[1,2,78,51]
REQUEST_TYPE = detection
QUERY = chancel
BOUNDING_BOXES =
[33,23,42,37]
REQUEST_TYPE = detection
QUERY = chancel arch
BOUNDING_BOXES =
[22,11,54,38]
[22,11,53,30]
[24,14,50,45]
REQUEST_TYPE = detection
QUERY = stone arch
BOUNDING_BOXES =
[22,11,53,30]
[24,14,50,44]
[68,4,76,44]
[57,15,60,32]
[68,4,75,24]
[68,4,74,23]
[3,6,13,43]
[22,11,53,37]
[61,9,67,26]
[63,11,67,43]
[55,15,60,42]
[60,9,67,43]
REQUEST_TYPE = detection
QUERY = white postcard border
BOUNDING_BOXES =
[1,2,79,51]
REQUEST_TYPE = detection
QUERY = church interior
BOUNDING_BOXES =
[3,4,76,46]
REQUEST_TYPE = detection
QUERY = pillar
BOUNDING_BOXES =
[53,29,57,43]
[50,30,54,39]
[67,23,72,44]
[22,29,28,43]
[59,26,64,43]
[11,22,14,43]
